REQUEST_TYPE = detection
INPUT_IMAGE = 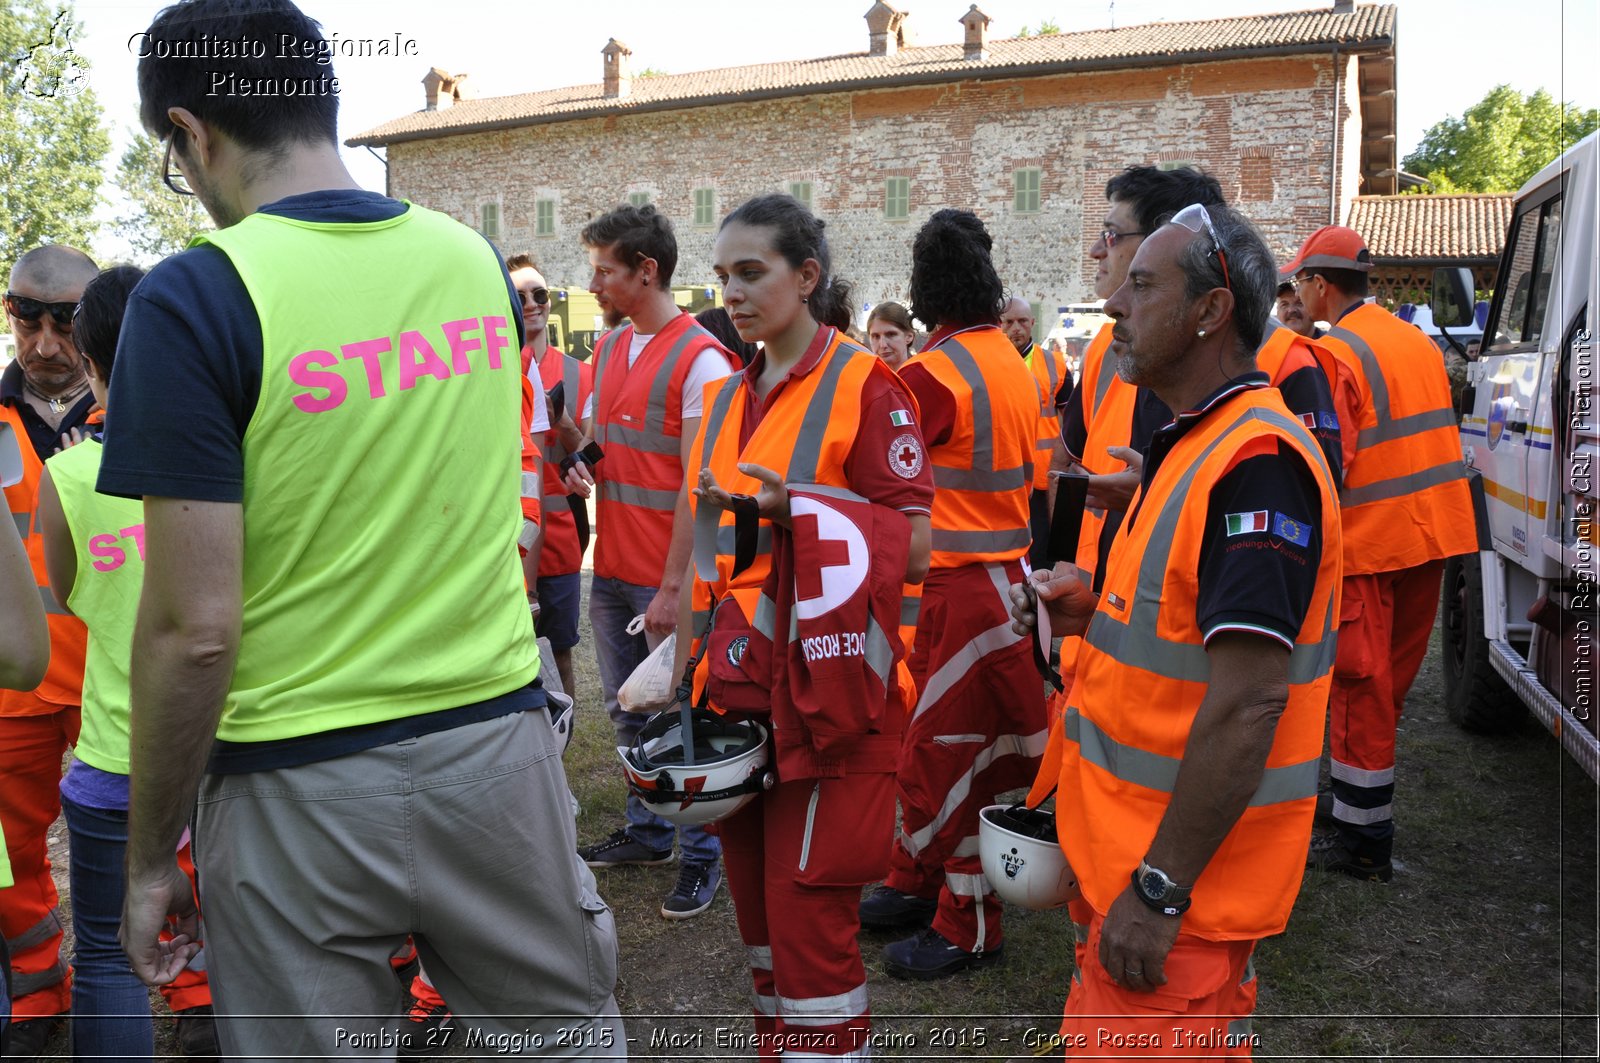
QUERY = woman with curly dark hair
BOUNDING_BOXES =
[859,208,1049,980]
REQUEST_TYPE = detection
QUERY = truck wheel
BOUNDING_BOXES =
[1440,554,1522,732]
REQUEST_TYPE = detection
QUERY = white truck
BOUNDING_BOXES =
[1442,130,1599,781]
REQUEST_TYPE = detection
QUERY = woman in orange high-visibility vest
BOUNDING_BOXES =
[682,193,934,1061]
[862,209,1048,979]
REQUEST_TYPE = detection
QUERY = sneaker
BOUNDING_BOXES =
[579,828,674,868]
[174,1005,221,1061]
[3,1013,65,1059]
[858,884,937,930]
[397,997,454,1059]
[1307,830,1393,882]
[882,927,1004,981]
[661,859,721,919]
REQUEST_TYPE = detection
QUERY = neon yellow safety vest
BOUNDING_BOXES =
[47,439,144,773]
[199,204,537,743]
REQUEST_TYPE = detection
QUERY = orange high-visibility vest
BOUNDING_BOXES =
[1059,386,1342,940]
[535,345,593,577]
[591,313,730,587]
[1070,324,1133,583]
[1320,303,1475,575]
[1024,343,1069,491]
[919,327,1037,570]
[0,402,86,714]
[517,374,543,556]
[688,329,920,712]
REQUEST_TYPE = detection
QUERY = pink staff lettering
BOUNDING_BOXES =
[287,315,513,413]
[88,523,147,572]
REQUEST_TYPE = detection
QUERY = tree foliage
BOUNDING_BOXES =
[1017,19,1062,37]
[0,0,109,271]
[1404,85,1600,193]
[113,128,209,263]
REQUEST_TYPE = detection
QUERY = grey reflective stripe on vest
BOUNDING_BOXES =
[6,908,63,952]
[930,339,1027,493]
[690,375,746,584]
[1325,324,1466,495]
[930,526,1032,555]
[539,356,587,468]
[691,608,711,631]
[752,593,778,639]
[864,611,894,690]
[1065,708,1319,805]
[541,492,571,513]
[11,956,69,997]
[901,595,921,629]
[40,584,69,616]
[12,510,28,537]
[718,524,773,557]
[1039,345,1060,417]
[1091,336,1119,415]
[605,324,713,453]
[520,472,540,497]
[1080,405,1338,686]
[600,481,677,510]
[787,340,857,485]
[699,374,743,475]
[588,329,627,447]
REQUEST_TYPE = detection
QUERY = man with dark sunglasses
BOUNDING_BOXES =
[0,242,99,1056]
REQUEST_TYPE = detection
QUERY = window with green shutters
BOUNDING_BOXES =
[535,199,555,237]
[789,181,813,210]
[480,202,499,240]
[628,191,651,207]
[1014,168,1041,213]
[693,188,715,227]
[884,177,910,220]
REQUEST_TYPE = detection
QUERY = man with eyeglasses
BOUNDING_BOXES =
[99,0,622,1056]
[0,243,99,1056]
[1284,226,1475,884]
[1012,202,1341,1056]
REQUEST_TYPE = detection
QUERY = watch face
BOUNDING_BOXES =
[1139,869,1169,900]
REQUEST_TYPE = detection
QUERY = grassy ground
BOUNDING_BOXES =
[36,575,1599,1060]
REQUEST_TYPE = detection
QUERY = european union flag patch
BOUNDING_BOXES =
[1273,512,1312,547]
[1319,411,1340,430]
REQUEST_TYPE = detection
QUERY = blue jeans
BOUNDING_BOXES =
[59,794,155,1061]
[589,575,721,863]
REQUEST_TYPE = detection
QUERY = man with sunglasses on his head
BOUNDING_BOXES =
[0,243,99,1056]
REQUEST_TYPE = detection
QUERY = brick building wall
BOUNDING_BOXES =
[386,53,1359,330]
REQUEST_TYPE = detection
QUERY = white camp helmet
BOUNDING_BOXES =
[979,804,1080,910]
[546,690,575,756]
[619,708,772,827]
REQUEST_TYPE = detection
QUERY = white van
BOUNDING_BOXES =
[1442,130,1598,780]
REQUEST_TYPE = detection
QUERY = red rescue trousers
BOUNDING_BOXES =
[1059,911,1259,1059]
[1328,560,1445,859]
[721,771,896,1060]
[886,560,1047,953]
[0,707,79,1019]
[160,838,212,1013]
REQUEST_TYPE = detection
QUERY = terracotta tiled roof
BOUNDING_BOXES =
[348,4,1395,146]
[1347,193,1514,261]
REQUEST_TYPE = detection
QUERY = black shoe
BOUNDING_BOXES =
[882,928,1004,980]
[1307,830,1393,882]
[1313,788,1335,830]
[579,828,675,868]
[3,1013,65,1059]
[174,1005,220,1061]
[661,859,721,920]
[397,997,454,1059]
[858,884,937,930]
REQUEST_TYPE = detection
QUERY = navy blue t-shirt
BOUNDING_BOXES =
[96,190,539,773]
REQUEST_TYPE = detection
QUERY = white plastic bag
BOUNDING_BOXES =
[619,615,678,714]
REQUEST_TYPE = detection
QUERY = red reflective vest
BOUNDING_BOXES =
[1059,386,1342,939]
[591,313,730,587]
[0,402,86,714]
[1319,303,1476,575]
[917,326,1038,570]
[534,345,593,577]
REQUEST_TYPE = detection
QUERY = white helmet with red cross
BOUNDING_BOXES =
[619,708,773,827]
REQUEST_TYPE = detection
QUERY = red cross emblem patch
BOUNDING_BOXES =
[889,433,924,479]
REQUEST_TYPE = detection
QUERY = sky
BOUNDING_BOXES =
[53,0,1600,251]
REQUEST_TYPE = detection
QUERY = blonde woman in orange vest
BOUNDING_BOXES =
[1285,226,1476,883]
[684,193,933,1058]
[859,209,1047,979]
[1014,203,1341,1056]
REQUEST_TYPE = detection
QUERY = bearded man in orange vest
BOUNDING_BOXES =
[1,244,99,1054]
[1014,203,1341,1057]
[1284,226,1476,883]
[563,204,735,919]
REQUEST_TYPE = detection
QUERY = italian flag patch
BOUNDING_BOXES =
[889,409,915,427]
[1226,511,1270,536]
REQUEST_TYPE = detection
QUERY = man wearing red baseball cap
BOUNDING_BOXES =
[1283,225,1475,882]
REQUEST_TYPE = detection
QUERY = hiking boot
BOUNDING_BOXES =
[397,997,454,1059]
[882,927,1004,981]
[4,1013,65,1059]
[1313,788,1335,830]
[1307,830,1393,882]
[858,884,937,930]
[174,1005,221,1061]
[579,828,675,868]
[661,859,721,920]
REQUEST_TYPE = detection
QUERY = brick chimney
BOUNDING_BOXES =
[602,38,632,98]
[422,67,450,110]
[960,5,990,61]
[865,1,910,58]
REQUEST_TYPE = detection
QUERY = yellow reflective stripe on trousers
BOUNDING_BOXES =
[1063,707,1319,805]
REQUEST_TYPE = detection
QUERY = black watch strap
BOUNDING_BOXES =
[1130,867,1192,917]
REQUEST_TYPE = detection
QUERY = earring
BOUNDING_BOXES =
[801,295,809,304]
[1196,329,1207,337]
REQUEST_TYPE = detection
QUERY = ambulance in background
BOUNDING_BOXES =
[1443,130,1598,781]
